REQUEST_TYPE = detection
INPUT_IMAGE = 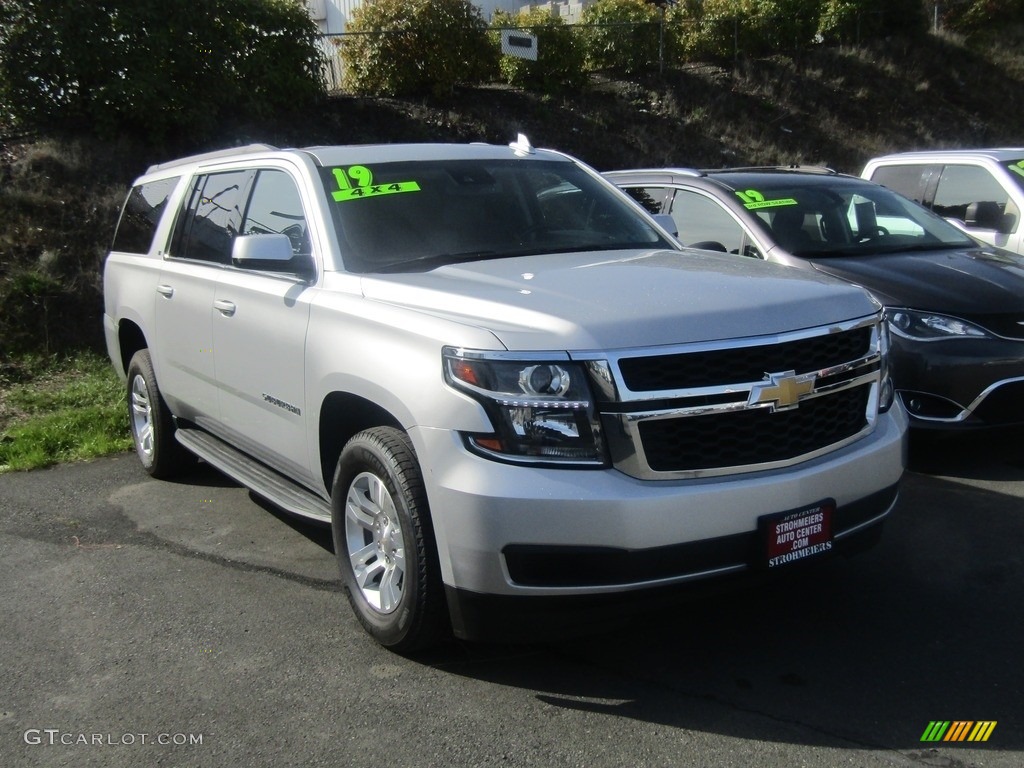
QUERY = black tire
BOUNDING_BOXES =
[331,427,447,652]
[126,349,192,479]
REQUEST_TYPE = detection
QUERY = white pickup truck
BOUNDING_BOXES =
[103,138,907,651]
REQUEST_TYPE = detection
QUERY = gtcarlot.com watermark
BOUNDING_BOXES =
[24,729,204,746]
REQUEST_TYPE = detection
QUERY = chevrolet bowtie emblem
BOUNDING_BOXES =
[747,370,816,411]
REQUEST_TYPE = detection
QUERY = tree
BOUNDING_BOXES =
[817,0,927,44]
[673,0,926,59]
[676,0,822,58]
[941,0,1024,33]
[0,0,325,143]
[340,0,495,98]
[582,0,665,74]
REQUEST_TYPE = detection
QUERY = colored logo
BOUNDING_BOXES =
[747,370,816,411]
[920,721,997,742]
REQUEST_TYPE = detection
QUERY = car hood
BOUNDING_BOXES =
[804,246,1024,313]
[359,249,876,351]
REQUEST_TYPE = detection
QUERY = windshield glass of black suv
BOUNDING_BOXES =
[320,159,671,272]
[737,178,978,257]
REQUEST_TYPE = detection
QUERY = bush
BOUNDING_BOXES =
[0,0,325,144]
[581,0,664,75]
[492,9,588,93]
[675,0,824,59]
[688,0,823,57]
[942,0,1024,33]
[0,140,133,357]
[341,0,495,97]
[817,0,928,44]
[671,0,736,60]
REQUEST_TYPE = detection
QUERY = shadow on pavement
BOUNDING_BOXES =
[418,442,1024,753]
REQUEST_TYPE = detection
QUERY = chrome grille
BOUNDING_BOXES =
[589,316,883,480]
[638,384,870,471]
[619,326,872,391]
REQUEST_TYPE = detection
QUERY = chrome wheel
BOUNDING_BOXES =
[125,349,193,479]
[130,373,155,462]
[345,471,406,614]
[332,426,446,650]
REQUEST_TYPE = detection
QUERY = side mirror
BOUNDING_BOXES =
[652,213,678,237]
[231,233,312,277]
[232,233,294,265]
[965,201,1010,234]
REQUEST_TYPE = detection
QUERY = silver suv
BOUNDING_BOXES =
[862,148,1024,255]
[103,139,907,651]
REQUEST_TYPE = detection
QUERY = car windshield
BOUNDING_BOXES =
[1004,159,1024,193]
[319,159,671,273]
[730,177,977,257]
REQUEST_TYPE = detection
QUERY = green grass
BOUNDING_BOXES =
[0,351,132,472]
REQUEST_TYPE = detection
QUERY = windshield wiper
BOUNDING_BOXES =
[867,241,971,255]
[807,241,970,258]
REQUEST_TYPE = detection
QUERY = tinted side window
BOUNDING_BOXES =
[111,177,180,254]
[241,170,312,261]
[669,189,752,255]
[169,170,251,263]
[621,186,668,214]
[868,165,927,203]
[933,164,1017,233]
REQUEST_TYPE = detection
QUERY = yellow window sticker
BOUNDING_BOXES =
[736,189,798,210]
[331,166,421,202]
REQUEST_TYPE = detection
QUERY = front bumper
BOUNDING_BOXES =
[892,335,1024,428]
[411,403,906,636]
[443,506,890,643]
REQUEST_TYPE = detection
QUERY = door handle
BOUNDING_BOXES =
[213,299,237,317]
[156,284,174,298]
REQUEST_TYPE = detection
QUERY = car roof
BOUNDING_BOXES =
[142,138,573,178]
[867,148,1024,164]
[604,167,705,180]
[701,169,864,190]
[605,166,839,177]
[605,167,869,193]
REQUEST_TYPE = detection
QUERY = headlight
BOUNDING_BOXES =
[888,310,990,341]
[443,347,605,465]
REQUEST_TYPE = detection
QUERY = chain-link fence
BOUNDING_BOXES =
[320,9,929,93]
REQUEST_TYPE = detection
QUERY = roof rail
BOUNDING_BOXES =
[604,167,705,178]
[146,143,278,174]
[703,165,839,175]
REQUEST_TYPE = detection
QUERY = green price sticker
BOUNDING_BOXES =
[331,166,421,202]
[1008,161,1024,179]
[736,189,798,210]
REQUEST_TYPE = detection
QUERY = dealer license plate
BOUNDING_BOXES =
[760,500,835,568]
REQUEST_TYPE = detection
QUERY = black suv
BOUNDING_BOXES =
[607,167,1024,431]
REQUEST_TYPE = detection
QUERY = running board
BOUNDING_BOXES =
[175,427,332,524]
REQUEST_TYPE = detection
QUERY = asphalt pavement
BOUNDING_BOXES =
[1,436,1021,767]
